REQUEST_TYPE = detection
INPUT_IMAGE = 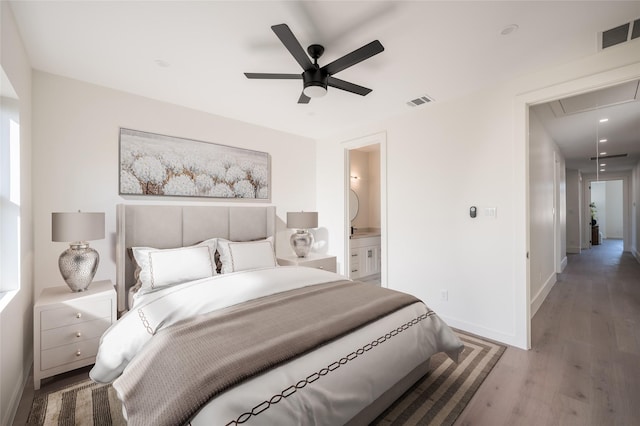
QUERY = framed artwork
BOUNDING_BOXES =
[119,128,270,200]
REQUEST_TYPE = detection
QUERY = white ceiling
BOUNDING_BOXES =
[532,81,640,175]
[7,0,640,172]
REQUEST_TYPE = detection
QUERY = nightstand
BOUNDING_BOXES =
[277,253,337,273]
[33,280,116,390]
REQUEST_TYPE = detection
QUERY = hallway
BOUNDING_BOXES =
[455,238,640,425]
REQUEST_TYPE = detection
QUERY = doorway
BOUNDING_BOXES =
[520,66,640,349]
[585,178,629,250]
[343,132,387,287]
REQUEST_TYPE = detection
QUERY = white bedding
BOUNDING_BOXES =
[91,266,462,425]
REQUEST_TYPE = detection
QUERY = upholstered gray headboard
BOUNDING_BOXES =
[116,204,277,312]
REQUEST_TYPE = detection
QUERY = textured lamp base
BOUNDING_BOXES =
[58,243,99,292]
[290,230,314,258]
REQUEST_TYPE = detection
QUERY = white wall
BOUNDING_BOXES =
[368,148,381,229]
[31,72,316,298]
[317,39,640,349]
[605,180,624,239]
[0,3,33,425]
[529,109,566,316]
[633,162,640,261]
[566,169,582,253]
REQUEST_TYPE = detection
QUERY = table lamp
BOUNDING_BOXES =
[287,211,318,258]
[52,211,105,292]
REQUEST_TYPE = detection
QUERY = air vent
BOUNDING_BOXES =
[590,153,628,160]
[633,18,640,40]
[406,95,434,107]
[601,18,639,49]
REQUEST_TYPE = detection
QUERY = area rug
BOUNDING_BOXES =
[371,331,506,425]
[27,331,504,426]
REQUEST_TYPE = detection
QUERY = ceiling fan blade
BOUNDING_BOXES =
[271,24,314,71]
[298,92,311,104]
[244,73,302,79]
[321,40,384,76]
[328,77,372,96]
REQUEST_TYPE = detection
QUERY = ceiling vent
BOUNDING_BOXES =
[590,153,628,161]
[600,18,640,50]
[406,95,434,107]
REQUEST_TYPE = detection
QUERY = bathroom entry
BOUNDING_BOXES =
[349,145,381,235]
[344,132,387,286]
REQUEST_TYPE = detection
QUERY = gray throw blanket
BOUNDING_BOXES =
[113,280,420,426]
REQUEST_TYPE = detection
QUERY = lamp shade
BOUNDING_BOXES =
[287,212,318,229]
[52,212,105,242]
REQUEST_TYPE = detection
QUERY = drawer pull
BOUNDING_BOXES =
[75,350,82,357]
[75,313,82,319]
[351,269,358,273]
[351,254,358,257]
[75,332,82,338]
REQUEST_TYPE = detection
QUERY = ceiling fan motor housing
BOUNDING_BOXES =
[303,68,328,97]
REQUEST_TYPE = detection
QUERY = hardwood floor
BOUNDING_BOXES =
[454,239,640,426]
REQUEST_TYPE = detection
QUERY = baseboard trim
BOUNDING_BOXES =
[633,249,640,264]
[531,272,557,319]
[560,256,568,272]
[566,247,581,254]
[438,315,526,350]
[2,354,32,426]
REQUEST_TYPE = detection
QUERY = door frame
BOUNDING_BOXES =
[516,63,640,350]
[343,131,388,287]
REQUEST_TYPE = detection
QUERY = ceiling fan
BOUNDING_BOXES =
[245,24,384,104]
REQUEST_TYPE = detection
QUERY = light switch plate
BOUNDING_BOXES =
[484,207,497,218]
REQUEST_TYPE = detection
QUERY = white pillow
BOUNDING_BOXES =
[132,238,217,292]
[216,237,276,274]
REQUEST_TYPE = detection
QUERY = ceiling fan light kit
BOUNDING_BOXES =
[245,24,384,103]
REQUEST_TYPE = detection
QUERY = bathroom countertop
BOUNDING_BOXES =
[350,231,381,239]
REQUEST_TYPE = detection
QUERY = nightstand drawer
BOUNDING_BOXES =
[41,318,111,350]
[41,337,101,371]
[41,298,112,330]
[302,257,336,272]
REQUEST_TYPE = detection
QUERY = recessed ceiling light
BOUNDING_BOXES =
[600,169,606,172]
[599,118,609,123]
[154,59,170,68]
[599,139,607,143]
[501,24,519,35]
[600,152,607,155]
[600,163,606,167]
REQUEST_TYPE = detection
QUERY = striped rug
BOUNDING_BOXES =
[27,331,504,426]
[27,380,126,426]
[372,331,506,425]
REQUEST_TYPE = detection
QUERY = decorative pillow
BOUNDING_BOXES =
[216,237,276,274]
[131,238,217,292]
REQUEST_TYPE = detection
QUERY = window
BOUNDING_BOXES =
[0,67,20,308]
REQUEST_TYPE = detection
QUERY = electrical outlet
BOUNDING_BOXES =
[441,290,448,302]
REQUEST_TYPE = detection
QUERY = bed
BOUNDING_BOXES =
[90,204,463,426]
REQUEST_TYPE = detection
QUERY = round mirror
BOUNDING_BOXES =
[349,189,359,221]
